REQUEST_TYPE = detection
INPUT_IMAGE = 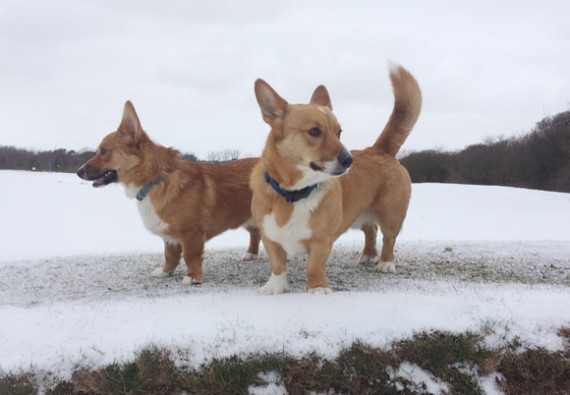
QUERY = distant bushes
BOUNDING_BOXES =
[0,147,202,173]
[400,110,570,192]
[0,146,96,173]
[2,111,569,192]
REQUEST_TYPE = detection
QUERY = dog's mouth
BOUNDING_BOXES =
[91,170,118,187]
[310,160,351,177]
[309,149,353,177]
[310,162,349,177]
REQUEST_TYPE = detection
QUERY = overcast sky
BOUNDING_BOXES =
[1,0,569,158]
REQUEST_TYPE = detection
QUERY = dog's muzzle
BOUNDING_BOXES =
[77,164,118,187]
[310,148,353,176]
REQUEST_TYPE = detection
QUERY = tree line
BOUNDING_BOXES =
[0,146,237,173]
[0,147,95,173]
[400,110,570,193]
[1,110,568,192]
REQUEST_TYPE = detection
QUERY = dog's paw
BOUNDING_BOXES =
[243,252,258,261]
[308,287,332,295]
[182,276,202,285]
[258,272,288,295]
[375,261,396,273]
[357,254,380,265]
[151,267,172,278]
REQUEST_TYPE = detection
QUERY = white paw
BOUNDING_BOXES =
[375,261,396,273]
[151,267,172,277]
[308,287,332,295]
[357,254,380,265]
[182,276,202,285]
[243,252,258,261]
[258,272,288,295]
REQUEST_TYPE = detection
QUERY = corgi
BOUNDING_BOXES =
[250,65,422,294]
[77,101,260,284]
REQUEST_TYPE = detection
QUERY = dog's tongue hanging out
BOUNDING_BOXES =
[92,177,106,187]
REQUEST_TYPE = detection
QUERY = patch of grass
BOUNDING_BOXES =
[0,371,35,395]
[72,346,178,394]
[180,355,257,394]
[498,341,570,394]
[559,327,570,357]
[393,330,496,394]
[279,352,338,395]
[3,329,570,394]
[333,342,405,394]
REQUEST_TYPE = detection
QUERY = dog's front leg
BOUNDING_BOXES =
[181,234,205,285]
[258,236,288,295]
[151,241,182,277]
[306,241,333,294]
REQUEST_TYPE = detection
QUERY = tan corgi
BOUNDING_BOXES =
[77,101,260,284]
[250,65,422,294]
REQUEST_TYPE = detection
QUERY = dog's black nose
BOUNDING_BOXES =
[76,166,85,179]
[337,149,353,169]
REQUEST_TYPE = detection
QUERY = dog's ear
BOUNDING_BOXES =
[254,79,287,125]
[310,85,332,111]
[118,101,144,141]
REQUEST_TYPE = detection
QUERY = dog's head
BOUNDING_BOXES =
[76,101,150,187]
[254,79,352,188]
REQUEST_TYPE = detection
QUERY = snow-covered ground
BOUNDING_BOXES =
[1,170,569,391]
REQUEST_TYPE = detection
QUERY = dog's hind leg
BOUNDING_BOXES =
[375,211,406,273]
[151,241,181,277]
[243,221,261,261]
[181,234,205,285]
[376,234,396,273]
[357,223,379,265]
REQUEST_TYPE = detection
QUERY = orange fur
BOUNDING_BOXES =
[77,101,260,284]
[250,65,422,294]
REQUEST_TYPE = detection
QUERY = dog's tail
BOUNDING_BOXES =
[372,64,422,157]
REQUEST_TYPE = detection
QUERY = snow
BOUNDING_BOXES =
[0,170,569,389]
[390,362,450,394]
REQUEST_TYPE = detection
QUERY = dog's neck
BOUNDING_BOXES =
[135,176,163,201]
[263,171,318,203]
[122,175,163,201]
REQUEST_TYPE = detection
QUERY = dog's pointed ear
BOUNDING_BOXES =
[118,101,144,140]
[254,79,287,125]
[310,85,332,111]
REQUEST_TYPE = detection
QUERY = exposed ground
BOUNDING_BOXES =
[2,240,568,308]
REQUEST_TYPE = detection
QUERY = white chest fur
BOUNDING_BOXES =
[262,185,328,257]
[123,184,176,243]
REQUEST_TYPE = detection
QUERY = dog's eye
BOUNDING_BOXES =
[100,148,108,156]
[338,128,343,137]
[308,128,321,137]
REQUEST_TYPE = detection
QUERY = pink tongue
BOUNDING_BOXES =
[92,178,105,187]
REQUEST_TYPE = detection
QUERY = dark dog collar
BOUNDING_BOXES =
[264,172,318,203]
[136,176,162,201]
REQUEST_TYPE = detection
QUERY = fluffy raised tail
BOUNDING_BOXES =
[373,64,422,157]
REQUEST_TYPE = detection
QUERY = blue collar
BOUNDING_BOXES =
[263,172,318,203]
[136,176,162,201]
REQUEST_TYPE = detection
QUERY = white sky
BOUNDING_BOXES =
[1,0,569,158]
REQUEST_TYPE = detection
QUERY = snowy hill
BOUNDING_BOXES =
[0,170,569,390]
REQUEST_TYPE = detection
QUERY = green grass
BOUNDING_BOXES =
[2,329,569,394]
